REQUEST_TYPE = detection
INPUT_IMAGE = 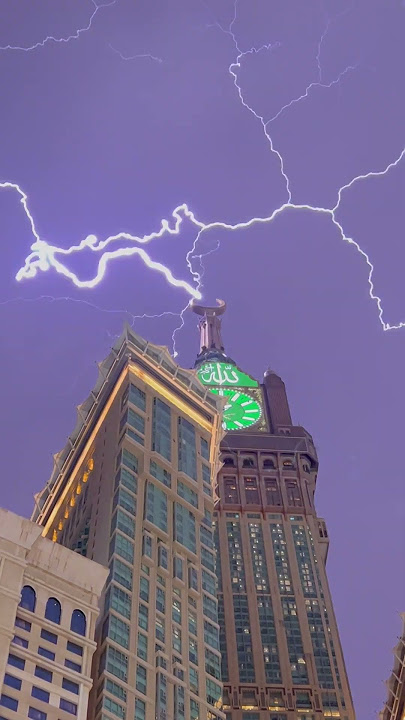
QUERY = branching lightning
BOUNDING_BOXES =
[0,0,116,52]
[1,0,404,352]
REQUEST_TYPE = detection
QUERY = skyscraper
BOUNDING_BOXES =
[192,300,355,720]
[32,326,225,720]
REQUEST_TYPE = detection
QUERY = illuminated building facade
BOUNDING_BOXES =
[192,300,355,720]
[380,615,405,720]
[0,507,107,720]
[32,326,225,720]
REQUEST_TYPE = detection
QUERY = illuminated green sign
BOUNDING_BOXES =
[197,362,258,388]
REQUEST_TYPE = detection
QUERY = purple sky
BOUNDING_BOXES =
[1,1,404,717]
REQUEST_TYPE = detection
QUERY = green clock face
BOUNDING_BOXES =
[211,388,262,431]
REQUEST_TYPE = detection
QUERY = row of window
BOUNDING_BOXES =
[19,587,86,637]
[223,455,311,472]
[223,476,304,507]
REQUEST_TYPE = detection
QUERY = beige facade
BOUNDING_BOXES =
[0,507,108,720]
[32,326,225,720]
[380,615,405,720]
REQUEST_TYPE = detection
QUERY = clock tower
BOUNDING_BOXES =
[191,301,355,720]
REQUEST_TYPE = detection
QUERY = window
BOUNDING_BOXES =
[35,666,52,682]
[105,678,127,702]
[136,664,147,694]
[7,653,25,670]
[32,686,50,703]
[150,460,171,488]
[111,508,135,539]
[64,659,81,672]
[206,678,222,707]
[263,457,275,469]
[174,503,196,554]
[244,476,260,504]
[105,585,131,620]
[265,479,282,506]
[62,678,79,695]
[40,629,57,645]
[242,457,255,467]
[59,698,77,716]
[286,481,303,507]
[113,486,136,515]
[111,532,134,563]
[201,547,215,572]
[152,398,171,461]
[156,587,166,614]
[0,695,18,711]
[158,545,168,570]
[204,620,220,649]
[129,383,146,411]
[45,597,61,625]
[223,456,235,466]
[188,566,198,591]
[224,476,239,504]
[119,448,138,474]
[202,570,216,596]
[110,558,133,591]
[38,647,55,661]
[173,556,184,580]
[205,648,221,679]
[189,666,198,693]
[115,467,137,494]
[189,638,198,664]
[107,615,130,649]
[15,616,31,631]
[138,604,149,631]
[203,594,217,621]
[139,576,149,602]
[137,632,148,660]
[172,599,182,624]
[177,481,198,508]
[28,708,47,720]
[20,585,36,612]
[156,617,165,643]
[12,635,28,648]
[188,610,197,636]
[70,610,86,637]
[106,646,128,682]
[178,418,197,480]
[145,482,168,533]
[283,458,295,469]
[3,673,22,690]
[172,626,181,653]
[135,698,146,720]
[142,533,153,558]
[67,641,83,657]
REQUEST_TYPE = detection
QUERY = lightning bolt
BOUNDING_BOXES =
[0,0,116,52]
[1,0,404,347]
[109,43,163,64]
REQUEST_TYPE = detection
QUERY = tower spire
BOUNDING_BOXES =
[191,298,232,366]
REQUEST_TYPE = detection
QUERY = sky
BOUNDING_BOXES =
[0,0,404,717]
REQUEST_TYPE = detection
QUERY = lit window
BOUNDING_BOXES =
[19,585,36,612]
[44,598,61,625]
[223,476,239,504]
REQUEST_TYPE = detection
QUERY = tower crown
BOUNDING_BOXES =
[191,299,234,366]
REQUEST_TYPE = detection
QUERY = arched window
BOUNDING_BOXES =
[45,597,61,625]
[242,457,255,468]
[283,459,295,469]
[19,585,36,612]
[263,458,275,469]
[70,609,86,637]
[223,457,235,466]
